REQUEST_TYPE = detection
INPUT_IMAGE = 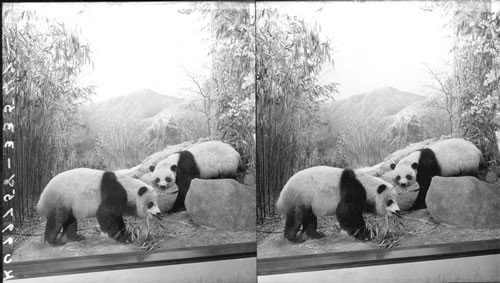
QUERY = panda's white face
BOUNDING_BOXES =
[136,186,162,219]
[374,183,400,215]
[151,153,179,190]
[393,151,419,188]
[355,172,401,216]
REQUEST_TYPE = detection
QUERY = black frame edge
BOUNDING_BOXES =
[7,242,257,280]
[257,239,500,276]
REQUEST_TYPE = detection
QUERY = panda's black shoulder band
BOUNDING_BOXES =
[341,169,356,180]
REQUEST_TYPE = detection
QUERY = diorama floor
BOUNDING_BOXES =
[5,211,255,262]
[257,209,500,258]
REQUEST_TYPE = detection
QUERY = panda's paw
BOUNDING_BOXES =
[74,234,86,241]
[306,230,325,239]
[285,234,306,244]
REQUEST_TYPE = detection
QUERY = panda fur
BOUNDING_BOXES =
[36,168,161,246]
[149,140,242,213]
[393,138,484,210]
[276,166,400,243]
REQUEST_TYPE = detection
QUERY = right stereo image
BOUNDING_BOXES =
[255,1,500,282]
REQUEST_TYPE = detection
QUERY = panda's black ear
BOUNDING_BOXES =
[390,163,396,170]
[411,162,418,170]
[377,184,387,194]
[138,186,148,196]
[149,165,155,172]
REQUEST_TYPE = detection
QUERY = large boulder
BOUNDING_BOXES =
[426,176,500,228]
[185,179,255,232]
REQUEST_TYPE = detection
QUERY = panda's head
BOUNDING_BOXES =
[136,185,162,219]
[117,174,162,219]
[392,151,420,188]
[150,153,179,190]
[354,172,400,215]
[373,183,400,215]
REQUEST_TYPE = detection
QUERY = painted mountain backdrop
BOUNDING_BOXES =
[315,86,451,167]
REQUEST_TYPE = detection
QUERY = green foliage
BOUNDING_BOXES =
[188,4,256,170]
[2,7,94,222]
[256,9,337,220]
[449,3,500,170]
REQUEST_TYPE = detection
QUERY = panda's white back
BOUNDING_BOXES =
[37,168,103,219]
[189,141,240,178]
[430,138,482,176]
[277,166,343,217]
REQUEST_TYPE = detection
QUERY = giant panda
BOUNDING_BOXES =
[392,138,484,210]
[276,166,400,243]
[36,168,162,246]
[149,140,242,213]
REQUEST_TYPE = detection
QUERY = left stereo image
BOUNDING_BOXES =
[2,2,256,282]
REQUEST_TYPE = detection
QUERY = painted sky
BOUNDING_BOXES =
[9,2,497,102]
[10,2,213,102]
[263,1,458,99]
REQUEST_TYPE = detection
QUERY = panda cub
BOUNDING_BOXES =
[276,166,400,243]
[150,140,242,213]
[393,138,484,210]
[36,168,162,246]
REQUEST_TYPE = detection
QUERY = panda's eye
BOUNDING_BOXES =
[395,176,401,181]
[387,200,394,207]
[155,178,160,184]
[171,165,177,172]
[406,175,412,180]
[148,202,154,209]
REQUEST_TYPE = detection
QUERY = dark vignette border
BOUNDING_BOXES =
[257,239,500,276]
[8,242,256,280]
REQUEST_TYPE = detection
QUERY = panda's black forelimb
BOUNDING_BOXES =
[169,151,200,213]
[411,148,440,210]
[98,171,130,243]
[336,169,370,241]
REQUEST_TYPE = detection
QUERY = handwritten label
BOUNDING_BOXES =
[3,100,15,280]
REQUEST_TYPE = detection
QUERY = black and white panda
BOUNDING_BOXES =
[393,138,484,210]
[276,166,400,243]
[149,140,242,213]
[36,168,162,246]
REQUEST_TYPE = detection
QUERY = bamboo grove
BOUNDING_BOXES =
[256,9,337,221]
[2,9,94,223]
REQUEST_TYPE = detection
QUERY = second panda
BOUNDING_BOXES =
[392,138,484,210]
[276,166,400,243]
[150,140,242,213]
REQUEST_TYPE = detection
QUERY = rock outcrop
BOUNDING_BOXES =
[185,179,256,232]
[426,176,500,228]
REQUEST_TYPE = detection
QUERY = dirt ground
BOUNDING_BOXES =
[257,209,500,258]
[5,211,255,262]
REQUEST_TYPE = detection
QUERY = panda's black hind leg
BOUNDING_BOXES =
[61,213,85,242]
[302,208,325,239]
[44,207,70,246]
[284,205,306,243]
